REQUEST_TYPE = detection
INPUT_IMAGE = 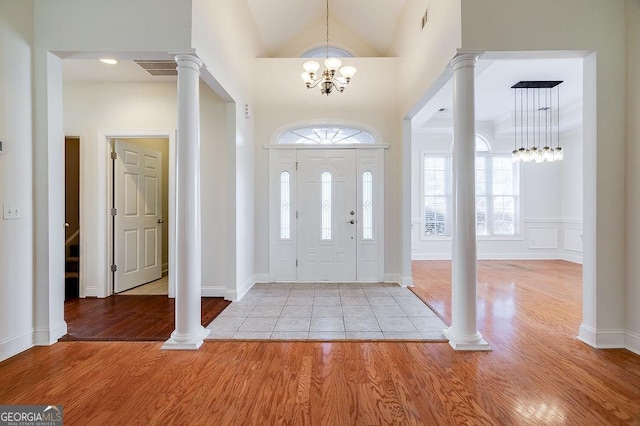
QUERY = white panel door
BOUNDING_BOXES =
[114,139,162,293]
[297,149,357,281]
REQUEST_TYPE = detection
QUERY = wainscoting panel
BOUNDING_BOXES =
[565,227,583,252]
[527,226,558,249]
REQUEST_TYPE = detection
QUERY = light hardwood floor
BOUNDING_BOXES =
[1,260,639,425]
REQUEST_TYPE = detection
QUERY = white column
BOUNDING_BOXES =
[163,53,210,350]
[443,52,491,351]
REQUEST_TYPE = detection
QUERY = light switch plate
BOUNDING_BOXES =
[3,203,21,219]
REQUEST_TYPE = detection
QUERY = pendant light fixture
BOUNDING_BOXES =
[511,81,563,163]
[301,0,356,95]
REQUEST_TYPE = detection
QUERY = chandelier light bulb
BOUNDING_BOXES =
[511,81,564,164]
[324,57,342,72]
[340,66,357,80]
[554,147,563,161]
[301,72,313,85]
[303,61,320,75]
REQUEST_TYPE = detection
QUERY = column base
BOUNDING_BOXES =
[443,327,492,351]
[162,326,210,350]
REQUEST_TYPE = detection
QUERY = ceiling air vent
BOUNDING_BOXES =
[134,60,177,76]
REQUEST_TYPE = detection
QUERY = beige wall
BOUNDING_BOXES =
[625,0,640,349]
[390,0,462,116]
[0,0,35,360]
[274,14,379,58]
[459,0,628,347]
[119,138,169,271]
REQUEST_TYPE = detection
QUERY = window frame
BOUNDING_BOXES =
[420,150,453,240]
[475,152,521,238]
[279,171,291,240]
[421,144,522,241]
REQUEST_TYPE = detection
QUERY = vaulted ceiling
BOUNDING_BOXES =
[245,0,407,56]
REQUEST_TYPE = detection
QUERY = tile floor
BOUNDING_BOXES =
[119,275,169,295]
[205,282,448,341]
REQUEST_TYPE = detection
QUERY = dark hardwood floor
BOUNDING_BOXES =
[61,295,230,341]
[1,260,639,425]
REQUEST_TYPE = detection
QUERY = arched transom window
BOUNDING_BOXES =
[277,125,375,145]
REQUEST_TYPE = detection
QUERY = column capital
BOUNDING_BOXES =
[449,50,482,69]
[174,52,203,71]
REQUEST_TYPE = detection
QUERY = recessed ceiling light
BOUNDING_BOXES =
[99,59,118,65]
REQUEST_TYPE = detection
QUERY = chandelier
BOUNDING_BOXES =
[301,0,356,95]
[511,81,563,163]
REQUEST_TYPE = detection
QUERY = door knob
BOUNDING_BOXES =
[157,219,164,224]
[65,222,70,227]
[349,219,355,224]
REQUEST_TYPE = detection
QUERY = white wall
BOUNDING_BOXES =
[191,0,265,299]
[34,0,192,54]
[252,57,401,281]
[0,0,35,361]
[63,81,230,296]
[459,0,627,349]
[625,0,640,355]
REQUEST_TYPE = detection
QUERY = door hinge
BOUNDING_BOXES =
[296,211,298,219]
[296,259,298,267]
[295,162,298,170]
[111,151,117,160]
[111,264,118,272]
[111,208,117,216]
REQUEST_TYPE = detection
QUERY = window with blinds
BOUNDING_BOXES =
[490,156,518,235]
[423,156,451,236]
[423,142,519,238]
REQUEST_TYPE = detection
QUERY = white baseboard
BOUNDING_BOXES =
[225,275,256,301]
[84,285,99,298]
[201,285,227,298]
[412,252,580,261]
[384,273,402,285]
[560,252,583,264]
[33,321,67,346]
[412,253,451,261]
[625,330,640,355]
[479,252,560,260]
[578,323,625,348]
[0,329,34,362]
[254,273,270,283]
[401,276,413,287]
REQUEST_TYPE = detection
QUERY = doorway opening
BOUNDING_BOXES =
[110,137,170,295]
[64,136,80,300]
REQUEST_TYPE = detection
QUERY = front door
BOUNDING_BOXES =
[113,139,162,293]
[297,149,357,281]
